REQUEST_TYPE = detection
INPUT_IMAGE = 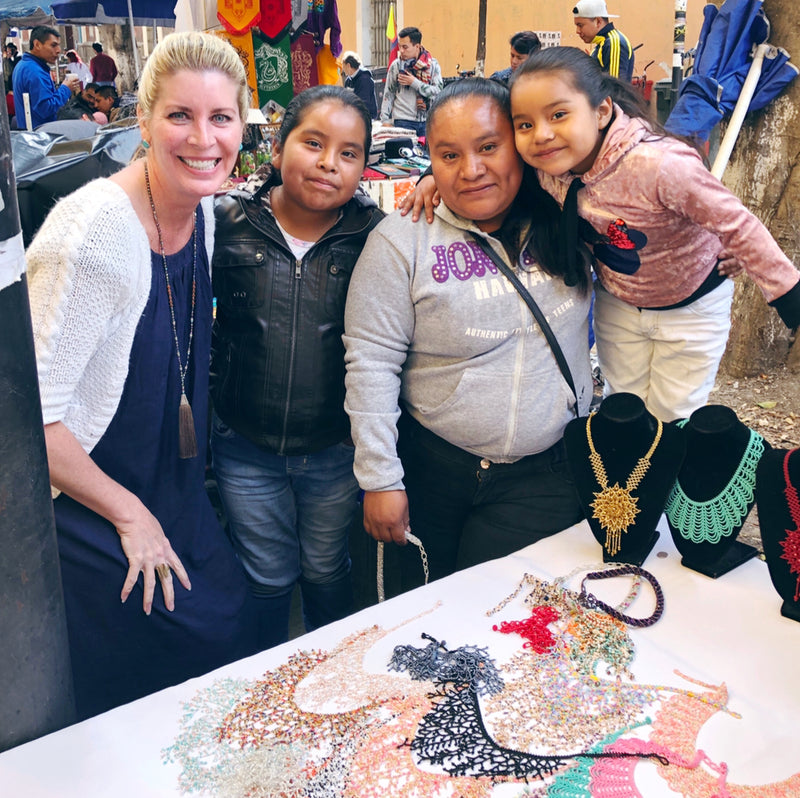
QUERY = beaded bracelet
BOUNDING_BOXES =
[577,564,665,628]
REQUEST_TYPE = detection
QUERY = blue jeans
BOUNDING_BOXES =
[210,413,357,643]
[393,118,427,138]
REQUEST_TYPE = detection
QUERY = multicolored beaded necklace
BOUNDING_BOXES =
[664,422,764,544]
[779,448,800,601]
[586,414,664,555]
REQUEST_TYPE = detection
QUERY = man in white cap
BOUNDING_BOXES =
[573,0,634,81]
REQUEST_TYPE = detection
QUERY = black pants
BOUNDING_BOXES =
[395,411,584,593]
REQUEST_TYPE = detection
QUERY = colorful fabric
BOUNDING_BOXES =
[306,0,342,56]
[217,0,260,35]
[258,0,292,41]
[253,30,293,110]
[315,42,340,85]
[290,31,318,91]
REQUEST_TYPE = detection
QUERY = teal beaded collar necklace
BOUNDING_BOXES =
[664,422,764,544]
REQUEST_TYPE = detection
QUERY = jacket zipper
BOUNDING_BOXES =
[279,257,303,453]
[239,196,377,452]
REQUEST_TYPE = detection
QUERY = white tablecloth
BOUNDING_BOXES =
[1,518,799,796]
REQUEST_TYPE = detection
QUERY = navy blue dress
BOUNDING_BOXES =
[54,208,258,719]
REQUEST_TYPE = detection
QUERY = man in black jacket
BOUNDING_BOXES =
[341,51,378,119]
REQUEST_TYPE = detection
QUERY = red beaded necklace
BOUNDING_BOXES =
[779,449,800,601]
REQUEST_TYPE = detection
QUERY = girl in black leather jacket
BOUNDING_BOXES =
[210,86,383,648]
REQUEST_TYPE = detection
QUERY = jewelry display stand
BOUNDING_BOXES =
[564,393,685,566]
[756,447,800,622]
[664,405,764,579]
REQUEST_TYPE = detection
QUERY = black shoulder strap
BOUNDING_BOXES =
[469,232,579,416]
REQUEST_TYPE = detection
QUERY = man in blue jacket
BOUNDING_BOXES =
[12,26,79,129]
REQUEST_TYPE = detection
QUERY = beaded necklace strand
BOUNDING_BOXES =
[586,414,664,555]
[144,162,198,459]
[779,448,800,601]
[664,422,764,544]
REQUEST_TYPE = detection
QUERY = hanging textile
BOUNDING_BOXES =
[217,0,261,36]
[291,0,307,32]
[315,42,340,85]
[214,29,259,104]
[253,31,294,111]
[258,0,292,41]
[306,0,342,56]
[290,32,318,92]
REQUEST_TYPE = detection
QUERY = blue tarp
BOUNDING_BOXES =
[0,0,175,24]
[666,0,798,142]
[50,0,175,24]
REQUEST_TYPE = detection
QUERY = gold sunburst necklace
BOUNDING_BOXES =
[586,412,663,555]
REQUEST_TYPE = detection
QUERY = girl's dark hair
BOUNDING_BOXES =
[426,77,590,292]
[277,85,372,164]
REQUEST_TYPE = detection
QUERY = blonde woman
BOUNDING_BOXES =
[26,32,258,719]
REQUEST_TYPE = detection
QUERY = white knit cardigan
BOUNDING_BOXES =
[27,178,215,457]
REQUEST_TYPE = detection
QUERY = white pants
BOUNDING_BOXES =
[593,280,734,422]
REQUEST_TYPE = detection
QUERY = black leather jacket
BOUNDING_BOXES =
[211,172,384,456]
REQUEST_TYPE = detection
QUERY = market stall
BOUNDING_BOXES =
[0,518,797,797]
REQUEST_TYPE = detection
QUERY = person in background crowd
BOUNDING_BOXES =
[3,41,21,93]
[90,41,117,87]
[211,86,383,649]
[341,50,378,119]
[345,78,590,594]
[25,31,258,720]
[489,31,542,85]
[573,0,634,81]
[12,26,79,128]
[65,49,92,87]
[380,26,442,137]
[92,84,119,123]
[57,80,99,121]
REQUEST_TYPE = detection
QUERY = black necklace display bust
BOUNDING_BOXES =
[564,393,685,566]
[756,447,800,622]
[664,405,765,578]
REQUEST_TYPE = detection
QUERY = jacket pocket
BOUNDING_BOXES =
[323,243,361,317]
[213,240,270,310]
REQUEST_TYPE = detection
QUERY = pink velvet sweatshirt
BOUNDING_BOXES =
[536,107,800,319]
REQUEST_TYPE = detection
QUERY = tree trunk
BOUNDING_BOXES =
[718,0,800,376]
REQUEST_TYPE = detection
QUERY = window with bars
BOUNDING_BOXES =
[370,0,393,68]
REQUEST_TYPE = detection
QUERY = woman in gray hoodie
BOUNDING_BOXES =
[344,78,592,593]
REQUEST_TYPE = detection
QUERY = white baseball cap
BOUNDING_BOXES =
[573,0,619,19]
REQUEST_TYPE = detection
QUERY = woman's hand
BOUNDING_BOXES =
[363,490,410,545]
[44,421,191,614]
[399,174,439,223]
[117,506,191,614]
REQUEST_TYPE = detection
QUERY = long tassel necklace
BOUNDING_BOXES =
[587,413,663,556]
[664,422,764,544]
[144,162,198,459]
[779,449,800,601]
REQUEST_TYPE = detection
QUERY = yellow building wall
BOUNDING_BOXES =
[337,0,708,85]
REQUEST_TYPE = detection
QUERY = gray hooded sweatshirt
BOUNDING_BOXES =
[343,203,593,493]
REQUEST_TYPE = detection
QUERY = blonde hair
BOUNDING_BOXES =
[138,31,249,122]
